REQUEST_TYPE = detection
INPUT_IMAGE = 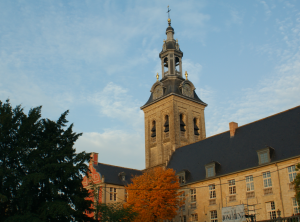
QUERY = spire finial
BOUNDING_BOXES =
[185,71,188,80]
[167,5,171,25]
[156,73,159,81]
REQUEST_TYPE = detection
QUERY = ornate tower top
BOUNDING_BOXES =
[141,18,206,109]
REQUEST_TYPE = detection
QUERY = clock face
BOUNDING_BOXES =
[182,84,193,98]
[153,86,163,100]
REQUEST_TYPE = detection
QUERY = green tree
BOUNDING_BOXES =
[87,176,137,221]
[0,99,94,222]
[97,203,137,222]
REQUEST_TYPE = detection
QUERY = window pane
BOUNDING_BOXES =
[207,167,214,177]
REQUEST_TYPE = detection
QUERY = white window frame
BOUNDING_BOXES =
[266,201,276,219]
[209,184,216,199]
[179,191,185,211]
[246,175,254,191]
[211,210,218,222]
[190,188,196,202]
[288,165,297,183]
[257,148,272,165]
[229,179,236,195]
[110,187,117,201]
[263,172,272,188]
[180,215,186,222]
[293,197,300,214]
[191,213,198,221]
[205,162,216,178]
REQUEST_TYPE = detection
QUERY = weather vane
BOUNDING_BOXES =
[167,5,171,19]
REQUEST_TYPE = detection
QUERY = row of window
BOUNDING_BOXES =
[202,153,295,180]
[150,115,200,139]
[177,199,299,222]
[179,166,297,209]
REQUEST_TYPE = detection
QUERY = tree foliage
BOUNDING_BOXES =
[125,167,182,222]
[0,100,93,222]
[87,175,137,222]
[97,203,137,222]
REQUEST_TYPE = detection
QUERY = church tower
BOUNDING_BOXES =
[141,18,207,169]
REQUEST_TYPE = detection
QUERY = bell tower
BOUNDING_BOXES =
[141,18,207,169]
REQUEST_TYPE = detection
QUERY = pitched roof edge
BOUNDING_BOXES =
[96,162,142,171]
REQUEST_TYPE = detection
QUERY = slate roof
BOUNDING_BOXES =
[141,76,207,108]
[94,163,142,186]
[167,105,300,184]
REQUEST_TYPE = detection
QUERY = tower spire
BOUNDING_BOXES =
[167,5,171,25]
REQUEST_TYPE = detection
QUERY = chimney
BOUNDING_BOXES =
[90,152,98,165]
[229,122,238,137]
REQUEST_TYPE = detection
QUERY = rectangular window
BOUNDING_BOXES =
[110,187,117,201]
[211,210,218,222]
[207,166,215,177]
[180,215,186,222]
[263,172,272,188]
[191,213,198,221]
[190,189,196,202]
[260,152,269,164]
[179,191,185,211]
[209,184,216,199]
[288,165,297,182]
[293,198,300,214]
[266,201,276,219]
[229,179,236,194]
[179,175,185,184]
[246,175,254,191]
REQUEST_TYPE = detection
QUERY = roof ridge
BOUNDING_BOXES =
[97,162,142,171]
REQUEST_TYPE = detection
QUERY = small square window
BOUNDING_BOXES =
[257,147,273,165]
[206,162,217,178]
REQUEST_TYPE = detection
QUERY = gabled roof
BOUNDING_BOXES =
[94,163,142,186]
[167,105,300,184]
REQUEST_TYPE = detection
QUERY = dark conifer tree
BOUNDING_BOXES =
[0,100,94,222]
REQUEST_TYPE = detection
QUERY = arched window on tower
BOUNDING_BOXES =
[175,57,180,74]
[163,57,168,76]
[151,120,156,142]
[180,114,186,137]
[194,118,200,139]
[164,115,169,138]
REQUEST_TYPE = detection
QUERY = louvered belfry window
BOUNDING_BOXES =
[194,118,200,135]
[180,114,186,132]
[151,121,156,137]
[164,115,169,132]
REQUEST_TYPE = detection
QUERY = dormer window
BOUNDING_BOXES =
[177,170,188,185]
[179,175,185,184]
[257,147,273,165]
[118,172,126,181]
[205,162,220,178]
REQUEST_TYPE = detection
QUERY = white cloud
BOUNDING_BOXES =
[259,0,271,20]
[76,129,145,169]
[88,82,144,129]
[182,59,202,84]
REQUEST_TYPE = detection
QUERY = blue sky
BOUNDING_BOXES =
[1,0,300,169]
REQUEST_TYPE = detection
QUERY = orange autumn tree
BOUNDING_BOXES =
[125,167,183,222]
